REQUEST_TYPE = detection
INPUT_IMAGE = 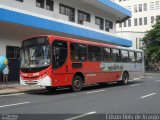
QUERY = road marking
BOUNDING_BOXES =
[140,93,157,99]
[129,79,141,81]
[156,80,160,82]
[65,111,96,120]
[133,78,141,80]
[130,84,141,87]
[0,93,25,97]
[86,90,105,94]
[0,102,30,108]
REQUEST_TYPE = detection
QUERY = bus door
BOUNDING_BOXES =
[51,40,69,85]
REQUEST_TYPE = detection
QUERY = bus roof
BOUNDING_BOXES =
[51,35,142,52]
[23,35,142,52]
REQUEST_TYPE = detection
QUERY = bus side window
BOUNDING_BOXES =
[70,43,87,62]
[129,51,136,63]
[88,45,102,61]
[121,50,129,63]
[102,47,112,62]
[112,49,121,62]
[137,52,142,63]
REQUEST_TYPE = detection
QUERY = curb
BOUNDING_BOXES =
[145,73,160,76]
[0,88,46,96]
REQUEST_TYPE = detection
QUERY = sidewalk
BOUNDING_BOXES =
[0,82,45,95]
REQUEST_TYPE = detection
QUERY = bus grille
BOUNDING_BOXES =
[24,80,38,85]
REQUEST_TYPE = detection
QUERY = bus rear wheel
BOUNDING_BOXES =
[71,76,83,92]
[119,72,129,85]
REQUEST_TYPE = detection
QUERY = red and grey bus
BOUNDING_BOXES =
[20,35,144,92]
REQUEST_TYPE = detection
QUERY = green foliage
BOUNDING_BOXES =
[142,16,160,62]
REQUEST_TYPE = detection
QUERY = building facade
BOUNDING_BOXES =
[112,0,160,49]
[0,0,131,81]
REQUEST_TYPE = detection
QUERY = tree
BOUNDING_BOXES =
[142,16,160,63]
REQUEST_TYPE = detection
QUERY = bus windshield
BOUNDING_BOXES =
[21,37,50,71]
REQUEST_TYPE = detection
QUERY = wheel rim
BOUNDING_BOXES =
[124,74,128,84]
[74,79,81,89]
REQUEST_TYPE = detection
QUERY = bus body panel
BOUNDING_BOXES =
[20,35,144,88]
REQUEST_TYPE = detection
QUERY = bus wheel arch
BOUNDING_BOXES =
[71,72,85,92]
[119,71,129,85]
[73,72,85,84]
[122,71,129,84]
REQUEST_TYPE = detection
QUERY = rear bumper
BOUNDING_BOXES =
[20,76,52,87]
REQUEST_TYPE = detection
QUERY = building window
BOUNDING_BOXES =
[139,4,142,12]
[46,0,54,11]
[15,0,23,2]
[144,17,147,25]
[60,4,75,22]
[78,10,90,25]
[105,21,109,31]
[150,2,154,10]
[123,21,127,27]
[144,3,147,11]
[128,19,131,27]
[134,18,138,26]
[155,1,159,10]
[6,46,20,59]
[119,23,122,28]
[109,21,113,29]
[105,20,113,32]
[127,6,131,10]
[36,0,44,8]
[151,16,155,23]
[156,15,160,22]
[95,16,104,30]
[136,38,138,49]
[139,38,142,49]
[134,5,138,12]
[139,18,142,26]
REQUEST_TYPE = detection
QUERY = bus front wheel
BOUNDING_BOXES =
[71,76,83,92]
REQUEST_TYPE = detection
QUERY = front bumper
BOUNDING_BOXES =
[20,76,52,87]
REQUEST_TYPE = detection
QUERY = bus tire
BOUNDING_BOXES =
[71,76,83,92]
[119,72,129,85]
[46,86,56,92]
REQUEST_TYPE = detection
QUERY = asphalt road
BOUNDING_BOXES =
[0,74,160,120]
